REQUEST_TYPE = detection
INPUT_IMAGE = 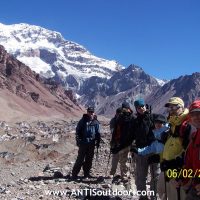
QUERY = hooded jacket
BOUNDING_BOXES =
[162,108,189,161]
[76,114,100,144]
[133,111,155,148]
[138,123,169,155]
[184,128,200,186]
[111,108,134,149]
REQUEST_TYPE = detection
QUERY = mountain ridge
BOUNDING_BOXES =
[0,22,123,91]
[0,45,82,122]
[0,22,199,117]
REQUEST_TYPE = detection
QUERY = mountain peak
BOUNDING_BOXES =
[128,64,143,71]
[0,22,123,91]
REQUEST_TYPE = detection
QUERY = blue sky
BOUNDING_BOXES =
[0,0,200,80]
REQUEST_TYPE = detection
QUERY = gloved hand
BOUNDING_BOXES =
[130,147,138,154]
[138,147,147,155]
[175,156,184,168]
[76,135,81,147]
[160,160,168,171]
[110,146,121,154]
[160,159,177,171]
[148,154,160,164]
[76,139,81,147]
[95,139,100,148]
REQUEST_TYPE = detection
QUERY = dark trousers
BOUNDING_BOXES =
[72,143,95,176]
[186,187,200,200]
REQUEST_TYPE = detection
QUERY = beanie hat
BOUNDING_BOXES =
[122,102,130,109]
[87,106,95,112]
[134,99,145,108]
[165,97,184,108]
[154,114,167,123]
[189,100,200,113]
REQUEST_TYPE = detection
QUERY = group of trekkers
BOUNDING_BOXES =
[71,97,200,200]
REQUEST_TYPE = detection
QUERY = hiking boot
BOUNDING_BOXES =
[71,174,78,180]
[83,174,94,179]
[108,175,114,179]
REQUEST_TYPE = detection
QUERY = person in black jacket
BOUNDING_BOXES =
[133,99,159,200]
[71,107,100,179]
[109,102,134,181]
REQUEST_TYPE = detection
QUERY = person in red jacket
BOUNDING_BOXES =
[184,100,200,200]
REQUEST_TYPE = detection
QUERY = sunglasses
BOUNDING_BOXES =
[167,105,181,111]
[137,105,145,109]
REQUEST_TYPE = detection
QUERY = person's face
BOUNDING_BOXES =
[190,111,200,128]
[136,105,146,114]
[167,104,183,116]
[154,121,164,129]
[87,111,94,119]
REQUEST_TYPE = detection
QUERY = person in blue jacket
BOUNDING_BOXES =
[71,106,100,179]
[137,114,169,156]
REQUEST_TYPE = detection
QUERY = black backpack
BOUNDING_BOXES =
[134,112,155,148]
[111,108,134,148]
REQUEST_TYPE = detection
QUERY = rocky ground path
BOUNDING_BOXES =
[0,119,153,200]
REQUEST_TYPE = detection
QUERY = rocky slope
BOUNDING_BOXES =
[80,65,161,116]
[147,72,200,114]
[0,45,82,122]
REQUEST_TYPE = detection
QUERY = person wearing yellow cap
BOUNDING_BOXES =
[160,97,190,200]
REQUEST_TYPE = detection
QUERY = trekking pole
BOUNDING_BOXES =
[164,173,167,200]
[127,152,132,177]
[95,147,99,167]
[151,164,157,200]
[105,151,111,177]
[177,187,181,200]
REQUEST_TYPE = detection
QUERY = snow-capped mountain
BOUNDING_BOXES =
[0,23,123,90]
[155,78,168,86]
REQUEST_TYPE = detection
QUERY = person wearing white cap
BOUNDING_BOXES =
[160,97,190,200]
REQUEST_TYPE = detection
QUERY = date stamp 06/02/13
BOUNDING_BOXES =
[166,169,200,179]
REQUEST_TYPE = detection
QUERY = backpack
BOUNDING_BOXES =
[111,108,134,149]
[179,119,192,150]
[134,112,155,148]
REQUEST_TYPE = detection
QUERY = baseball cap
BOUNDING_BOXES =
[165,97,184,108]
[154,114,167,123]
[87,107,95,113]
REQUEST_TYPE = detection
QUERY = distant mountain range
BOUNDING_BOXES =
[0,22,199,117]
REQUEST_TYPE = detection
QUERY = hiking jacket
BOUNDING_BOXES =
[110,116,117,135]
[133,112,155,148]
[76,114,100,145]
[111,108,135,150]
[138,123,169,155]
[184,128,200,187]
[162,109,189,161]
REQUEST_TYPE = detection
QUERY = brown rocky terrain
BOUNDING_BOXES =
[0,45,82,122]
[0,118,144,200]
